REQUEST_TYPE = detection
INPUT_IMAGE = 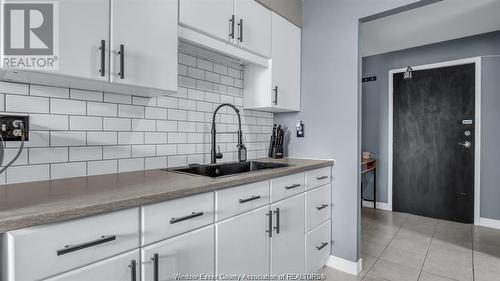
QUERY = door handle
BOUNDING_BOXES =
[285,183,301,190]
[229,15,235,39]
[152,253,159,281]
[118,44,124,79]
[99,40,106,77]
[458,141,472,148]
[316,242,328,251]
[316,204,329,211]
[57,235,116,256]
[273,208,280,234]
[273,86,278,105]
[128,259,137,281]
[266,210,273,237]
[239,195,261,204]
[237,19,243,42]
[169,212,204,224]
[316,176,329,180]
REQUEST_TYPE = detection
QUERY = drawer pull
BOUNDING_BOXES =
[316,176,329,180]
[129,259,137,281]
[169,212,204,224]
[266,210,273,238]
[239,195,261,204]
[152,253,159,281]
[274,208,280,234]
[316,242,329,251]
[56,235,117,256]
[285,183,301,190]
[316,204,329,211]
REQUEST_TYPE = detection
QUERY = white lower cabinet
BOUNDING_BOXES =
[270,194,305,274]
[141,225,215,281]
[216,206,270,275]
[305,220,331,273]
[44,250,139,281]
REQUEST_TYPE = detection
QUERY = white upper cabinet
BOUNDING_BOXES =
[179,0,234,42]
[243,12,301,112]
[110,0,178,92]
[233,0,271,57]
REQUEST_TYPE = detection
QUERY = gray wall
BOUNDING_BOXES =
[274,0,420,263]
[256,0,303,27]
[361,31,500,220]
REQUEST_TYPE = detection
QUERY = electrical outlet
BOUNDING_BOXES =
[0,115,29,141]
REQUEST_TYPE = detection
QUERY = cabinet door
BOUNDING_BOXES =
[44,250,139,281]
[110,0,177,92]
[141,225,215,281]
[271,12,301,111]
[179,0,234,42]
[271,194,305,274]
[234,0,271,57]
[216,206,270,275]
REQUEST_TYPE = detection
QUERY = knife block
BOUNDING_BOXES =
[272,146,284,159]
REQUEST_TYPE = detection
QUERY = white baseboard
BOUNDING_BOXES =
[479,217,500,230]
[326,255,362,276]
[362,200,391,211]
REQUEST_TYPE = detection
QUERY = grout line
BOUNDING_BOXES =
[416,220,438,281]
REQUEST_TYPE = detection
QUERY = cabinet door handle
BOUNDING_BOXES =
[128,259,137,281]
[316,204,329,210]
[316,242,328,251]
[273,208,280,234]
[169,212,204,224]
[316,176,328,180]
[285,183,301,190]
[266,210,273,237]
[237,19,243,42]
[56,235,116,256]
[239,195,261,204]
[152,253,159,281]
[229,15,235,39]
[99,40,106,77]
[118,44,125,79]
[273,86,278,105]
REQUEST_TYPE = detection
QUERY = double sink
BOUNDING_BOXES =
[169,161,289,178]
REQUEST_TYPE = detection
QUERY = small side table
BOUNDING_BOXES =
[361,158,377,209]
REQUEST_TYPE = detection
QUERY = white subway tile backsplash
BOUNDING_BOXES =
[3,148,28,166]
[29,147,68,164]
[51,99,86,115]
[88,160,117,176]
[51,131,86,147]
[70,116,102,131]
[30,85,69,98]
[87,102,118,117]
[51,162,86,179]
[6,95,49,113]
[1,50,272,183]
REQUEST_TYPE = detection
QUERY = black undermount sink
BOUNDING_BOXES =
[169,161,289,178]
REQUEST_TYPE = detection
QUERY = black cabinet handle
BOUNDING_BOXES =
[129,259,137,281]
[316,242,328,251]
[285,183,301,190]
[152,253,159,281]
[239,195,261,204]
[316,176,328,180]
[169,212,204,224]
[57,235,116,256]
[273,208,280,234]
[99,40,106,77]
[118,44,124,79]
[229,15,235,39]
[316,204,329,211]
[273,86,278,105]
[266,210,273,237]
[238,19,243,42]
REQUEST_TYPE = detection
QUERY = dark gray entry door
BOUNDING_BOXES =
[393,63,475,223]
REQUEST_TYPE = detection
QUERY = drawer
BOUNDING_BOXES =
[141,192,214,246]
[270,172,305,202]
[305,167,332,190]
[216,181,270,221]
[44,250,139,281]
[306,184,332,231]
[4,208,139,281]
[305,220,331,273]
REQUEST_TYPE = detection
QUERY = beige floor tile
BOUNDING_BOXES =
[362,273,390,281]
[379,246,426,269]
[418,272,458,281]
[359,255,377,278]
[369,259,420,281]
[321,266,360,281]
[422,256,473,281]
[362,240,388,257]
[389,235,431,255]
[426,245,472,266]
[473,251,500,281]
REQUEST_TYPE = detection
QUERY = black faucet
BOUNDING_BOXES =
[211,103,247,164]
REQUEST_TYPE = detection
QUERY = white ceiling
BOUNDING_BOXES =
[360,0,500,57]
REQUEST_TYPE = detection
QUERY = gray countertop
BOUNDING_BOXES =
[0,158,334,233]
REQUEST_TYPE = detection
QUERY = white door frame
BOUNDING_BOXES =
[388,57,481,225]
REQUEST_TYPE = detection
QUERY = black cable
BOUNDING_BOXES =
[0,123,25,175]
